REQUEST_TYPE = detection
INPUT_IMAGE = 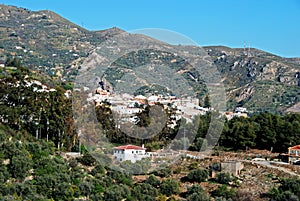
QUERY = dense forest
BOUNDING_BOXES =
[0,61,77,151]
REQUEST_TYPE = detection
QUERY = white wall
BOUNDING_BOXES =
[114,149,146,163]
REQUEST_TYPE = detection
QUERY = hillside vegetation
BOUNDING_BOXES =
[0,61,300,201]
[1,4,300,200]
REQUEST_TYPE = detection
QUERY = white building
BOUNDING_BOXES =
[235,107,248,113]
[113,144,147,163]
[148,95,159,105]
[111,105,141,116]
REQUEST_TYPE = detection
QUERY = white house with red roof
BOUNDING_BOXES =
[113,144,147,163]
[288,145,300,163]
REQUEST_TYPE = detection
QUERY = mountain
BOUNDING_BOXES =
[203,46,300,112]
[0,4,123,80]
[1,4,300,113]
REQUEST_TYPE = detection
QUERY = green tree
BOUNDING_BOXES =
[91,164,105,176]
[160,178,180,196]
[145,174,161,188]
[215,173,232,184]
[132,183,158,201]
[77,153,96,166]
[204,95,211,108]
[185,184,210,201]
[103,184,131,201]
[212,185,235,199]
[187,169,209,182]
[190,137,208,151]
[153,167,173,178]
[9,149,33,181]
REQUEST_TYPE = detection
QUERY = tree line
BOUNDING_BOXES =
[95,100,300,153]
[0,60,77,151]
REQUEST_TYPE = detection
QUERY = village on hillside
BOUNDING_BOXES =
[86,81,249,125]
[76,81,300,173]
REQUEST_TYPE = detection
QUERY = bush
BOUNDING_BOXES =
[212,185,235,199]
[91,164,105,176]
[153,167,172,178]
[145,174,160,188]
[77,153,96,166]
[68,159,78,168]
[160,178,180,196]
[186,184,209,201]
[189,137,208,151]
[188,162,198,170]
[107,170,133,187]
[267,177,300,201]
[103,184,131,201]
[173,167,182,174]
[187,169,209,182]
[215,172,232,184]
[210,162,221,171]
[279,177,300,197]
[132,183,158,200]
[187,192,210,201]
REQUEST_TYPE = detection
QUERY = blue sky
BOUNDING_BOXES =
[1,0,300,57]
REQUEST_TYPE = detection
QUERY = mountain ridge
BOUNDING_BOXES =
[1,4,300,113]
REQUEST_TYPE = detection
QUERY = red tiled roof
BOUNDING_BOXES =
[289,145,300,150]
[114,144,145,150]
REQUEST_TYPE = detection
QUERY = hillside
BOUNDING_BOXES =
[0,4,123,80]
[1,4,300,113]
[1,120,300,201]
[203,46,300,112]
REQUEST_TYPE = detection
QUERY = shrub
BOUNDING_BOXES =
[132,183,158,200]
[145,174,160,188]
[267,177,300,201]
[153,167,172,178]
[187,169,209,182]
[76,153,96,166]
[187,192,210,201]
[160,178,180,196]
[188,162,198,170]
[185,185,210,201]
[212,185,235,199]
[91,164,105,176]
[215,172,232,184]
